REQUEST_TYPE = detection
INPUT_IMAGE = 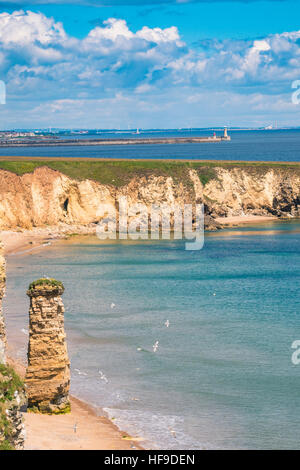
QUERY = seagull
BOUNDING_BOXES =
[74,368,87,376]
[110,303,116,309]
[165,320,170,328]
[153,341,159,352]
[98,370,109,383]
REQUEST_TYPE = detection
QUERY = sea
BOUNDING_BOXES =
[0,129,300,161]
[4,220,300,449]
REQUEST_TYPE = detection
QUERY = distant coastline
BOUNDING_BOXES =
[0,136,231,147]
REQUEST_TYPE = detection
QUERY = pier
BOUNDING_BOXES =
[0,129,230,147]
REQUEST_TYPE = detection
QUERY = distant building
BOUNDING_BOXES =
[222,127,231,141]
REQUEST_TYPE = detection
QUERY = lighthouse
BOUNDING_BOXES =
[222,127,231,141]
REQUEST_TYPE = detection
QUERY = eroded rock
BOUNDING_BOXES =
[0,240,6,364]
[0,364,26,450]
[25,278,70,414]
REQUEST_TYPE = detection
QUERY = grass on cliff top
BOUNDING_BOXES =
[0,159,299,187]
[28,278,64,292]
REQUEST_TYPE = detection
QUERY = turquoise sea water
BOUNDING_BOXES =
[4,220,300,449]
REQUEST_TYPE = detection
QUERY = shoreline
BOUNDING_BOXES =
[3,230,147,450]
[0,136,230,147]
[0,214,293,450]
[1,224,98,256]
[7,351,145,450]
[215,215,278,226]
[0,215,284,256]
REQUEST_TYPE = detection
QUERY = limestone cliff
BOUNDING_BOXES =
[0,164,299,231]
[0,241,6,364]
[25,279,70,414]
[0,241,25,450]
[0,364,26,450]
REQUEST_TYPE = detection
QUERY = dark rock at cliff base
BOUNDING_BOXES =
[204,215,222,231]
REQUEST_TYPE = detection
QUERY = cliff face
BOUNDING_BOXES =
[0,364,26,450]
[25,279,70,414]
[0,165,299,230]
[0,242,25,450]
[0,241,6,364]
[202,167,300,218]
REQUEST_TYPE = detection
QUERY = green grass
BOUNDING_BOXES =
[0,438,14,450]
[28,278,64,293]
[0,159,299,188]
[27,402,71,415]
[0,364,24,403]
[0,364,24,451]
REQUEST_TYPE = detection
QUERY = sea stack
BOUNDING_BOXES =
[25,278,70,414]
[0,240,6,364]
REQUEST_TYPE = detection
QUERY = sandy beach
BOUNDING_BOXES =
[0,214,282,450]
[2,231,145,451]
[215,215,278,226]
[1,224,98,256]
[7,354,144,451]
[0,215,280,255]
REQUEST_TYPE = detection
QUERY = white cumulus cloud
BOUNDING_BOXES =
[0,10,300,127]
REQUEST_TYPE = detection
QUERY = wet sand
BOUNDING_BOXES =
[0,215,281,256]
[7,355,144,451]
[215,215,278,226]
[1,225,97,256]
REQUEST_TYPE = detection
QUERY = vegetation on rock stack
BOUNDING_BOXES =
[28,278,64,294]
[0,364,24,450]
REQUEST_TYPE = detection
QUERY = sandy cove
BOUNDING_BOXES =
[2,230,145,451]
[0,215,279,450]
[215,215,278,226]
[1,215,279,254]
[0,224,99,256]
[6,355,143,451]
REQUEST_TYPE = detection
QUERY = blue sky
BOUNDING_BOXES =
[0,0,300,128]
